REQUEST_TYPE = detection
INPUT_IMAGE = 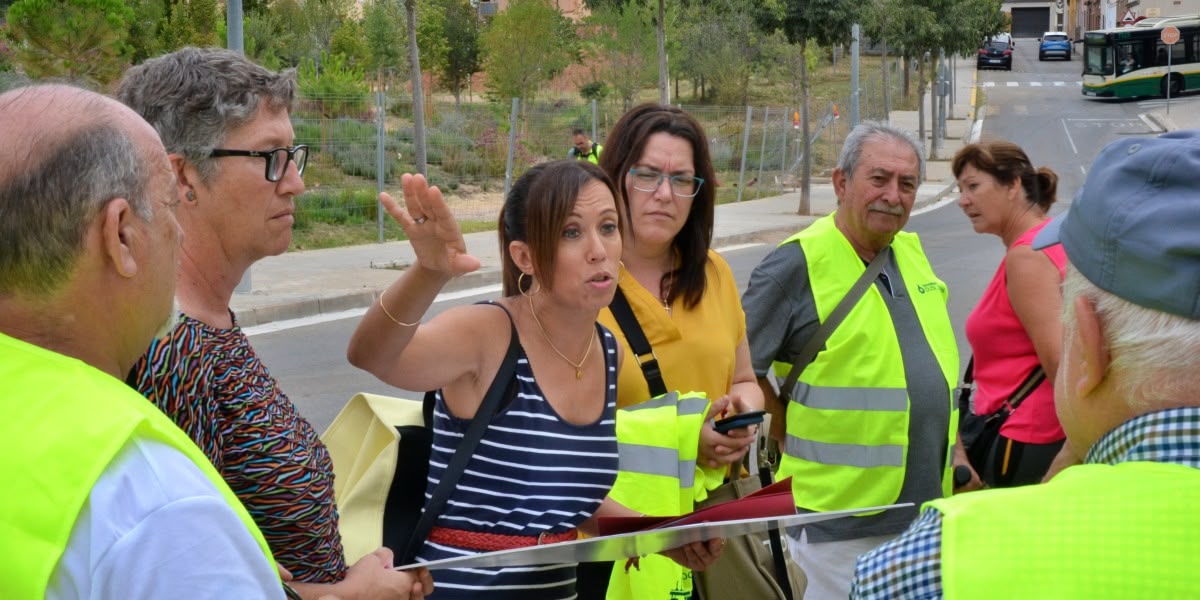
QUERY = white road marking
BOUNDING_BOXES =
[1060,119,1079,155]
[245,242,772,335]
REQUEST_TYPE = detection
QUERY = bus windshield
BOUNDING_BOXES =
[1084,44,1112,75]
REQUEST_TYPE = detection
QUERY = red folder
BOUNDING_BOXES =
[596,477,796,537]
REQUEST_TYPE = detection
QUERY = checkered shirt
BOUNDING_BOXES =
[849,406,1200,599]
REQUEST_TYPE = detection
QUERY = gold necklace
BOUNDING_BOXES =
[527,293,596,380]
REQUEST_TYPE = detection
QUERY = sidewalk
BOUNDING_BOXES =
[232,60,983,328]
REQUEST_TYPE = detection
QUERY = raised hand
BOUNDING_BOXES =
[380,173,480,278]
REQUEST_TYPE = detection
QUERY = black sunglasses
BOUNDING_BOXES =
[209,145,309,182]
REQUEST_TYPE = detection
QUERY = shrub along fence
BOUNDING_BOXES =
[291,74,907,243]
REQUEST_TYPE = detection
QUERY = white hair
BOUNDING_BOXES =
[1062,264,1200,411]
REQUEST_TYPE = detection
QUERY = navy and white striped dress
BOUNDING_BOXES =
[416,321,620,599]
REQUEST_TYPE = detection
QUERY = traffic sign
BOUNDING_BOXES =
[1162,26,1180,45]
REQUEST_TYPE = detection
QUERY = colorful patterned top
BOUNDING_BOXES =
[128,313,347,583]
[416,319,621,599]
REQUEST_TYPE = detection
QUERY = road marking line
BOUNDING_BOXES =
[246,242,771,336]
[1006,82,1019,87]
[1030,81,1043,86]
[1060,119,1079,155]
[983,82,996,87]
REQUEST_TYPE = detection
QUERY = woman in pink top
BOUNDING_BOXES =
[952,140,1070,488]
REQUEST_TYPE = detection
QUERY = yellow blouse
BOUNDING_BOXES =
[599,249,747,409]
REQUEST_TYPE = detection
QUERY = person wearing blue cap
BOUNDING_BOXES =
[851,130,1200,599]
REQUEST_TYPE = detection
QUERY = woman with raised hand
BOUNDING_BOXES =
[347,159,720,598]
[953,140,1071,489]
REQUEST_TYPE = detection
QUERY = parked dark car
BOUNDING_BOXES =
[978,40,1013,70]
[1039,32,1072,60]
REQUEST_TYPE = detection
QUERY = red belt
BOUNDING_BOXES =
[428,526,578,552]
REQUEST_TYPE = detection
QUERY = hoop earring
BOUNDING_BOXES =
[518,272,541,297]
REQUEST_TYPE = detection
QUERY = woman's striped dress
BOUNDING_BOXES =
[416,323,620,599]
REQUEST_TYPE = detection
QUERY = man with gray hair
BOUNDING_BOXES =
[742,121,960,598]
[852,130,1200,598]
[0,84,283,597]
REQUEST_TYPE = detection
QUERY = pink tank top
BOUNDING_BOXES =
[964,220,1067,444]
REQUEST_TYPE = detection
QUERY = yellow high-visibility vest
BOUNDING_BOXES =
[0,333,277,597]
[932,461,1200,598]
[606,391,709,600]
[773,215,959,512]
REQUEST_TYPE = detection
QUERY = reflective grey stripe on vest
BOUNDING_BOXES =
[622,391,680,412]
[785,436,904,468]
[783,382,908,412]
[677,395,708,417]
[618,443,697,488]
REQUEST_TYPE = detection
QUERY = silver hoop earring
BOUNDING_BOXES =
[518,272,540,297]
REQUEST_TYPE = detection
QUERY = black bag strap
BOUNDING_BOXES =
[958,356,1044,419]
[402,303,523,562]
[1000,364,1045,413]
[778,246,891,404]
[609,288,669,397]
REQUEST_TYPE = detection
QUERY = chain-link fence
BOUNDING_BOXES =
[291,62,910,243]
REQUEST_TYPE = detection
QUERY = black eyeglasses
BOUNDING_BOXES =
[628,168,704,198]
[209,145,309,182]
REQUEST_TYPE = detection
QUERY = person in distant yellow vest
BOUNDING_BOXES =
[852,130,1200,598]
[570,128,604,164]
[743,121,959,600]
[0,84,287,599]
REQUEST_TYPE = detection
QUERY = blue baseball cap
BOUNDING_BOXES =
[1034,129,1200,319]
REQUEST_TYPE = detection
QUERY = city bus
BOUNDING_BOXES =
[1081,14,1200,98]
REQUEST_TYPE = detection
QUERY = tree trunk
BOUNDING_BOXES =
[405,0,427,176]
[799,37,811,216]
[902,52,911,98]
[881,40,890,123]
[656,0,668,104]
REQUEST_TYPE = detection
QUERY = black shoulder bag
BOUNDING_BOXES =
[957,357,1046,476]
[386,304,522,564]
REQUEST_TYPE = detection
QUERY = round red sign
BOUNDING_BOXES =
[1162,26,1180,45]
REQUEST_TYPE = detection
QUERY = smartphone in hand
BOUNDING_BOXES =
[712,409,767,434]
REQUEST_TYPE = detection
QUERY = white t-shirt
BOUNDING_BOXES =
[48,436,284,599]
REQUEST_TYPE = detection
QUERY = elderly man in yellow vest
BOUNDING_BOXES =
[0,85,286,598]
[852,130,1200,598]
[742,121,960,599]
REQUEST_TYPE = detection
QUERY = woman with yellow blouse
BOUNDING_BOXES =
[586,103,763,600]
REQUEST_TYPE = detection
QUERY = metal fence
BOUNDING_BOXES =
[290,65,909,242]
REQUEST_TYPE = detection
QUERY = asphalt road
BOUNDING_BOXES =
[253,47,1196,433]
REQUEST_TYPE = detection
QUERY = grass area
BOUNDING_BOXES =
[291,218,498,251]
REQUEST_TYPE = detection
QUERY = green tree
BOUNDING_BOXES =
[583,3,655,110]
[161,0,220,49]
[244,9,290,69]
[125,0,166,64]
[758,0,854,214]
[362,0,407,84]
[480,0,577,102]
[330,18,369,69]
[297,51,370,148]
[3,0,134,87]
[675,0,769,106]
[427,0,479,106]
